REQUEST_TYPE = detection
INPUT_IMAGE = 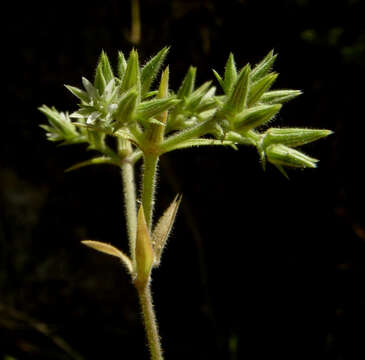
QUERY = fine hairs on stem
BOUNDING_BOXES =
[39,47,332,359]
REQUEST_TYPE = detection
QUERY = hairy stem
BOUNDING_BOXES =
[137,283,163,360]
[141,154,159,229]
[120,140,138,265]
[121,162,137,265]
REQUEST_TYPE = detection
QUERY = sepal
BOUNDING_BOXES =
[234,104,282,132]
[223,64,250,115]
[247,73,278,107]
[223,53,238,94]
[117,51,127,79]
[120,49,140,95]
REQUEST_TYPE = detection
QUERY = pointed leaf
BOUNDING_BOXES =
[65,156,118,172]
[212,69,224,91]
[140,47,169,97]
[82,240,133,274]
[134,206,154,287]
[152,194,182,266]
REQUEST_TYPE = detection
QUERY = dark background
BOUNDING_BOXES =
[1,0,364,359]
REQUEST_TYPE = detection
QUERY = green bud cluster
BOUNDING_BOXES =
[39,48,332,176]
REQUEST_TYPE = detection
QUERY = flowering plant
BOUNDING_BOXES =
[39,47,331,359]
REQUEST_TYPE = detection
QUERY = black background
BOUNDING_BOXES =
[1,0,365,359]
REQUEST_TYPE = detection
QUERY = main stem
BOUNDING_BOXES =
[121,160,137,266]
[120,140,138,266]
[137,283,163,360]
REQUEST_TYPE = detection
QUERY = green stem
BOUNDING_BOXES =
[137,283,163,360]
[120,140,138,266]
[141,153,159,229]
[121,161,137,265]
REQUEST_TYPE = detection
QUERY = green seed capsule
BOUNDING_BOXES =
[266,144,318,168]
[263,128,333,148]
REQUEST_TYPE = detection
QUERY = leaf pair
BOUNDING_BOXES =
[81,194,182,287]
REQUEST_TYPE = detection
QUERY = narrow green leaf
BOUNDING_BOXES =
[247,73,278,107]
[212,69,224,91]
[234,104,282,132]
[65,156,118,172]
[224,53,237,94]
[134,206,154,287]
[261,90,302,104]
[64,85,89,103]
[250,50,277,82]
[152,194,182,266]
[82,240,133,274]
[263,128,333,148]
[140,46,169,98]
